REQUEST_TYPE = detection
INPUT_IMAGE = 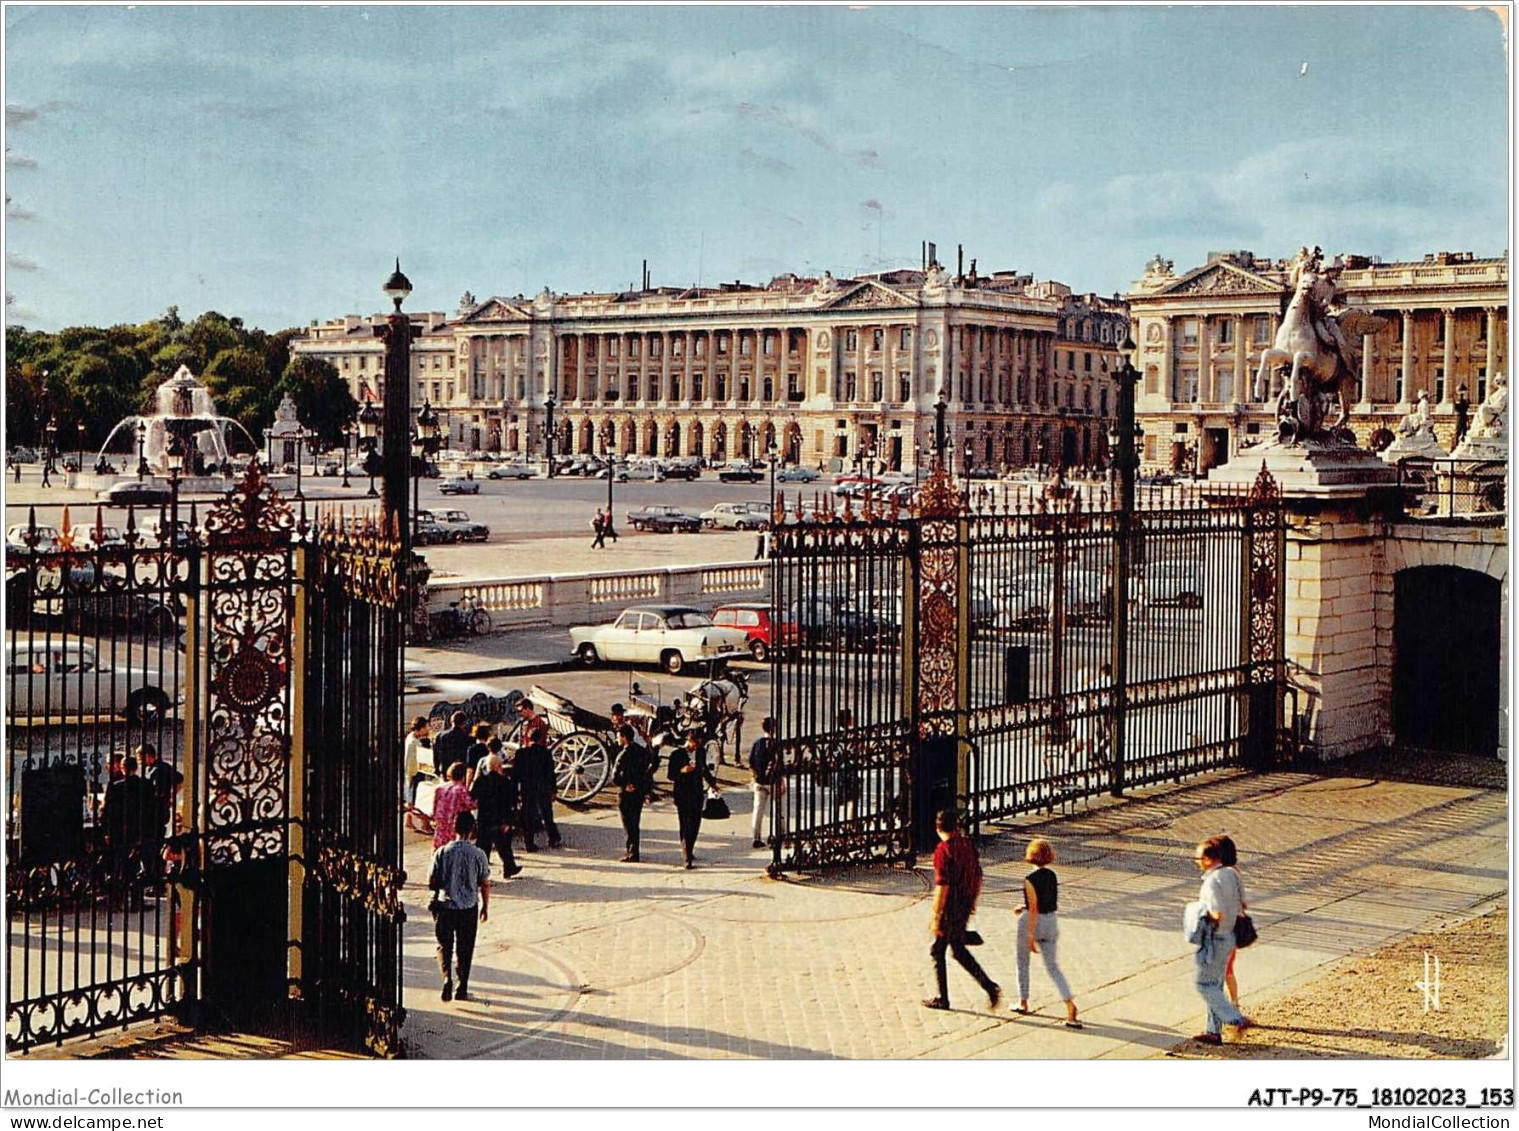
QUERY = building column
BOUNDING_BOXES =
[1485,307,1499,396]
[1233,316,1247,406]
[1358,331,1375,410]
[1399,311,1414,407]
[1440,309,1456,407]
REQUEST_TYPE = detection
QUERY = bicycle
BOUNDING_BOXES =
[427,589,493,640]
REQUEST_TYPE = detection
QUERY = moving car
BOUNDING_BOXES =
[4,640,175,723]
[699,502,771,530]
[625,505,702,534]
[413,516,455,547]
[100,481,174,507]
[710,602,798,662]
[486,464,537,480]
[437,477,480,495]
[569,605,750,674]
[717,461,763,484]
[659,459,701,481]
[775,465,819,483]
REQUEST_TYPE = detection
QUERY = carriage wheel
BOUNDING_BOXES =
[553,731,612,806]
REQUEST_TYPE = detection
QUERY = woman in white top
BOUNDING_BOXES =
[1189,835,1249,1045]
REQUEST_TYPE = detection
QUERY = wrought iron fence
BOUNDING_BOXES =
[1396,458,1506,520]
[6,465,408,1056]
[5,505,193,1052]
[765,468,1287,874]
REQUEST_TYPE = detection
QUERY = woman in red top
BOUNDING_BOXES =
[923,808,1000,1012]
[431,762,477,850]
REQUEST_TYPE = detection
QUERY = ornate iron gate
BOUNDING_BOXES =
[6,465,406,1055]
[766,466,1287,874]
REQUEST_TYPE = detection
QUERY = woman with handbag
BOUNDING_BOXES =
[1216,835,1250,1010]
[1188,835,1251,1045]
[668,730,716,869]
[1013,839,1080,1028]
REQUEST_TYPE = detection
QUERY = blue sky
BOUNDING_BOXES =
[3,4,1510,332]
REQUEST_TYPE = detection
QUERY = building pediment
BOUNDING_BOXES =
[458,297,532,323]
[1156,262,1283,297]
[822,281,919,311]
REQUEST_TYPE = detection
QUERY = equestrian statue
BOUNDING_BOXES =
[1252,246,1387,445]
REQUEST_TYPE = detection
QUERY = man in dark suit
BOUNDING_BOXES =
[139,743,182,886]
[101,754,158,901]
[431,711,472,778]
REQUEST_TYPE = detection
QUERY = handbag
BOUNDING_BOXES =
[428,892,447,918]
[702,788,730,820]
[1234,912,1258,949]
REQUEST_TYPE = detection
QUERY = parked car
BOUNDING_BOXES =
[659,459,702,481]
[62,585,184,641]
[625,505,702,534]
[437,477,480,496]
[569,604,749,674]
[486,464,537,480]
[146,517,200,550]
[415,508,489,543]
[8,447,39,464]
[699,502,771,530]
[710,602,798,662]
[831,475,889,498]
[4,640,175,723]
[100,481,174,507]
[1142,560,1204,608]
[75,525,128,553]
[6,524,62,555]
[412,516,454,547]
[775,465,819,484]
[603,462,663,483]
[788,596,889,652]
[717,461,763,484]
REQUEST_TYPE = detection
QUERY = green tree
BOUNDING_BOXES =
[204,347,275,432]
[275,355,355,448]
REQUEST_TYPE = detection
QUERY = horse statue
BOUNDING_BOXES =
[1252,249,1385,444]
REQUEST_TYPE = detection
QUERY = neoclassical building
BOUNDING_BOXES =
[291,266,1127,473]
[1125,250,1509,473]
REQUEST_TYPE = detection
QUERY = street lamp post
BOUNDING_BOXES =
[358,403,381,498]
[544,392,557,479]
[963,439,973,499]
[933,389,948,467]
[165,431,186,543]
[413,401,440,543]
[136,420,149,481]
[75,423,85,479]
[42,416,57,488]
[913,443,922,489]
[340,420,355,488]
[380,259,414,551]
[293,427,306,500]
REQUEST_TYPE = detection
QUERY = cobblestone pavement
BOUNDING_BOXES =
[400,765,1508,1060]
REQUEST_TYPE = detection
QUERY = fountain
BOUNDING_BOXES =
[84,365,261,493]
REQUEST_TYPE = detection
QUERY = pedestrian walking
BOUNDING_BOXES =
[591,508,607,549]
[612,724,652,862]
[469,750,522,879]
[749,716,785,849]
[430,762,477,850]
[140,743,182,837]
[404,715,434,806]
[432,711,471,783]
[1014,839,1080,1027]
[668,730,716,869]
[428,810,490,1003]
[922,807,1000,1012]
[1184,835,1251,1045]
[514,698,562,850]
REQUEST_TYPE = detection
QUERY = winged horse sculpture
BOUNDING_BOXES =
[1253,251,1386,443]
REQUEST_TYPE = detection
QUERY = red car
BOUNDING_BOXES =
[710,602,799,662]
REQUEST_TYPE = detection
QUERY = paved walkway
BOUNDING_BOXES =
[400,765,1508,1059]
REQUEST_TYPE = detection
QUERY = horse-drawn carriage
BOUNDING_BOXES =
[415,664,750,813]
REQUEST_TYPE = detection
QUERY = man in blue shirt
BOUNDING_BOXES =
[429,810,491,1002]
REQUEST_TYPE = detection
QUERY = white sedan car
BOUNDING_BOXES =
[569,605,750,674]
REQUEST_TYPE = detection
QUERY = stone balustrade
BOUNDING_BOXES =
[427,561,771,630]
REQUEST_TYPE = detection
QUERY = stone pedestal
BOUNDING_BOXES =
[1210,444,1400,761]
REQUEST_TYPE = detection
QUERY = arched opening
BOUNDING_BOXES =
[785,423,802,465]
[667,421,681,457]
[690,421,704,459]
[1393,565,1501,757]
[578,419,594,454]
